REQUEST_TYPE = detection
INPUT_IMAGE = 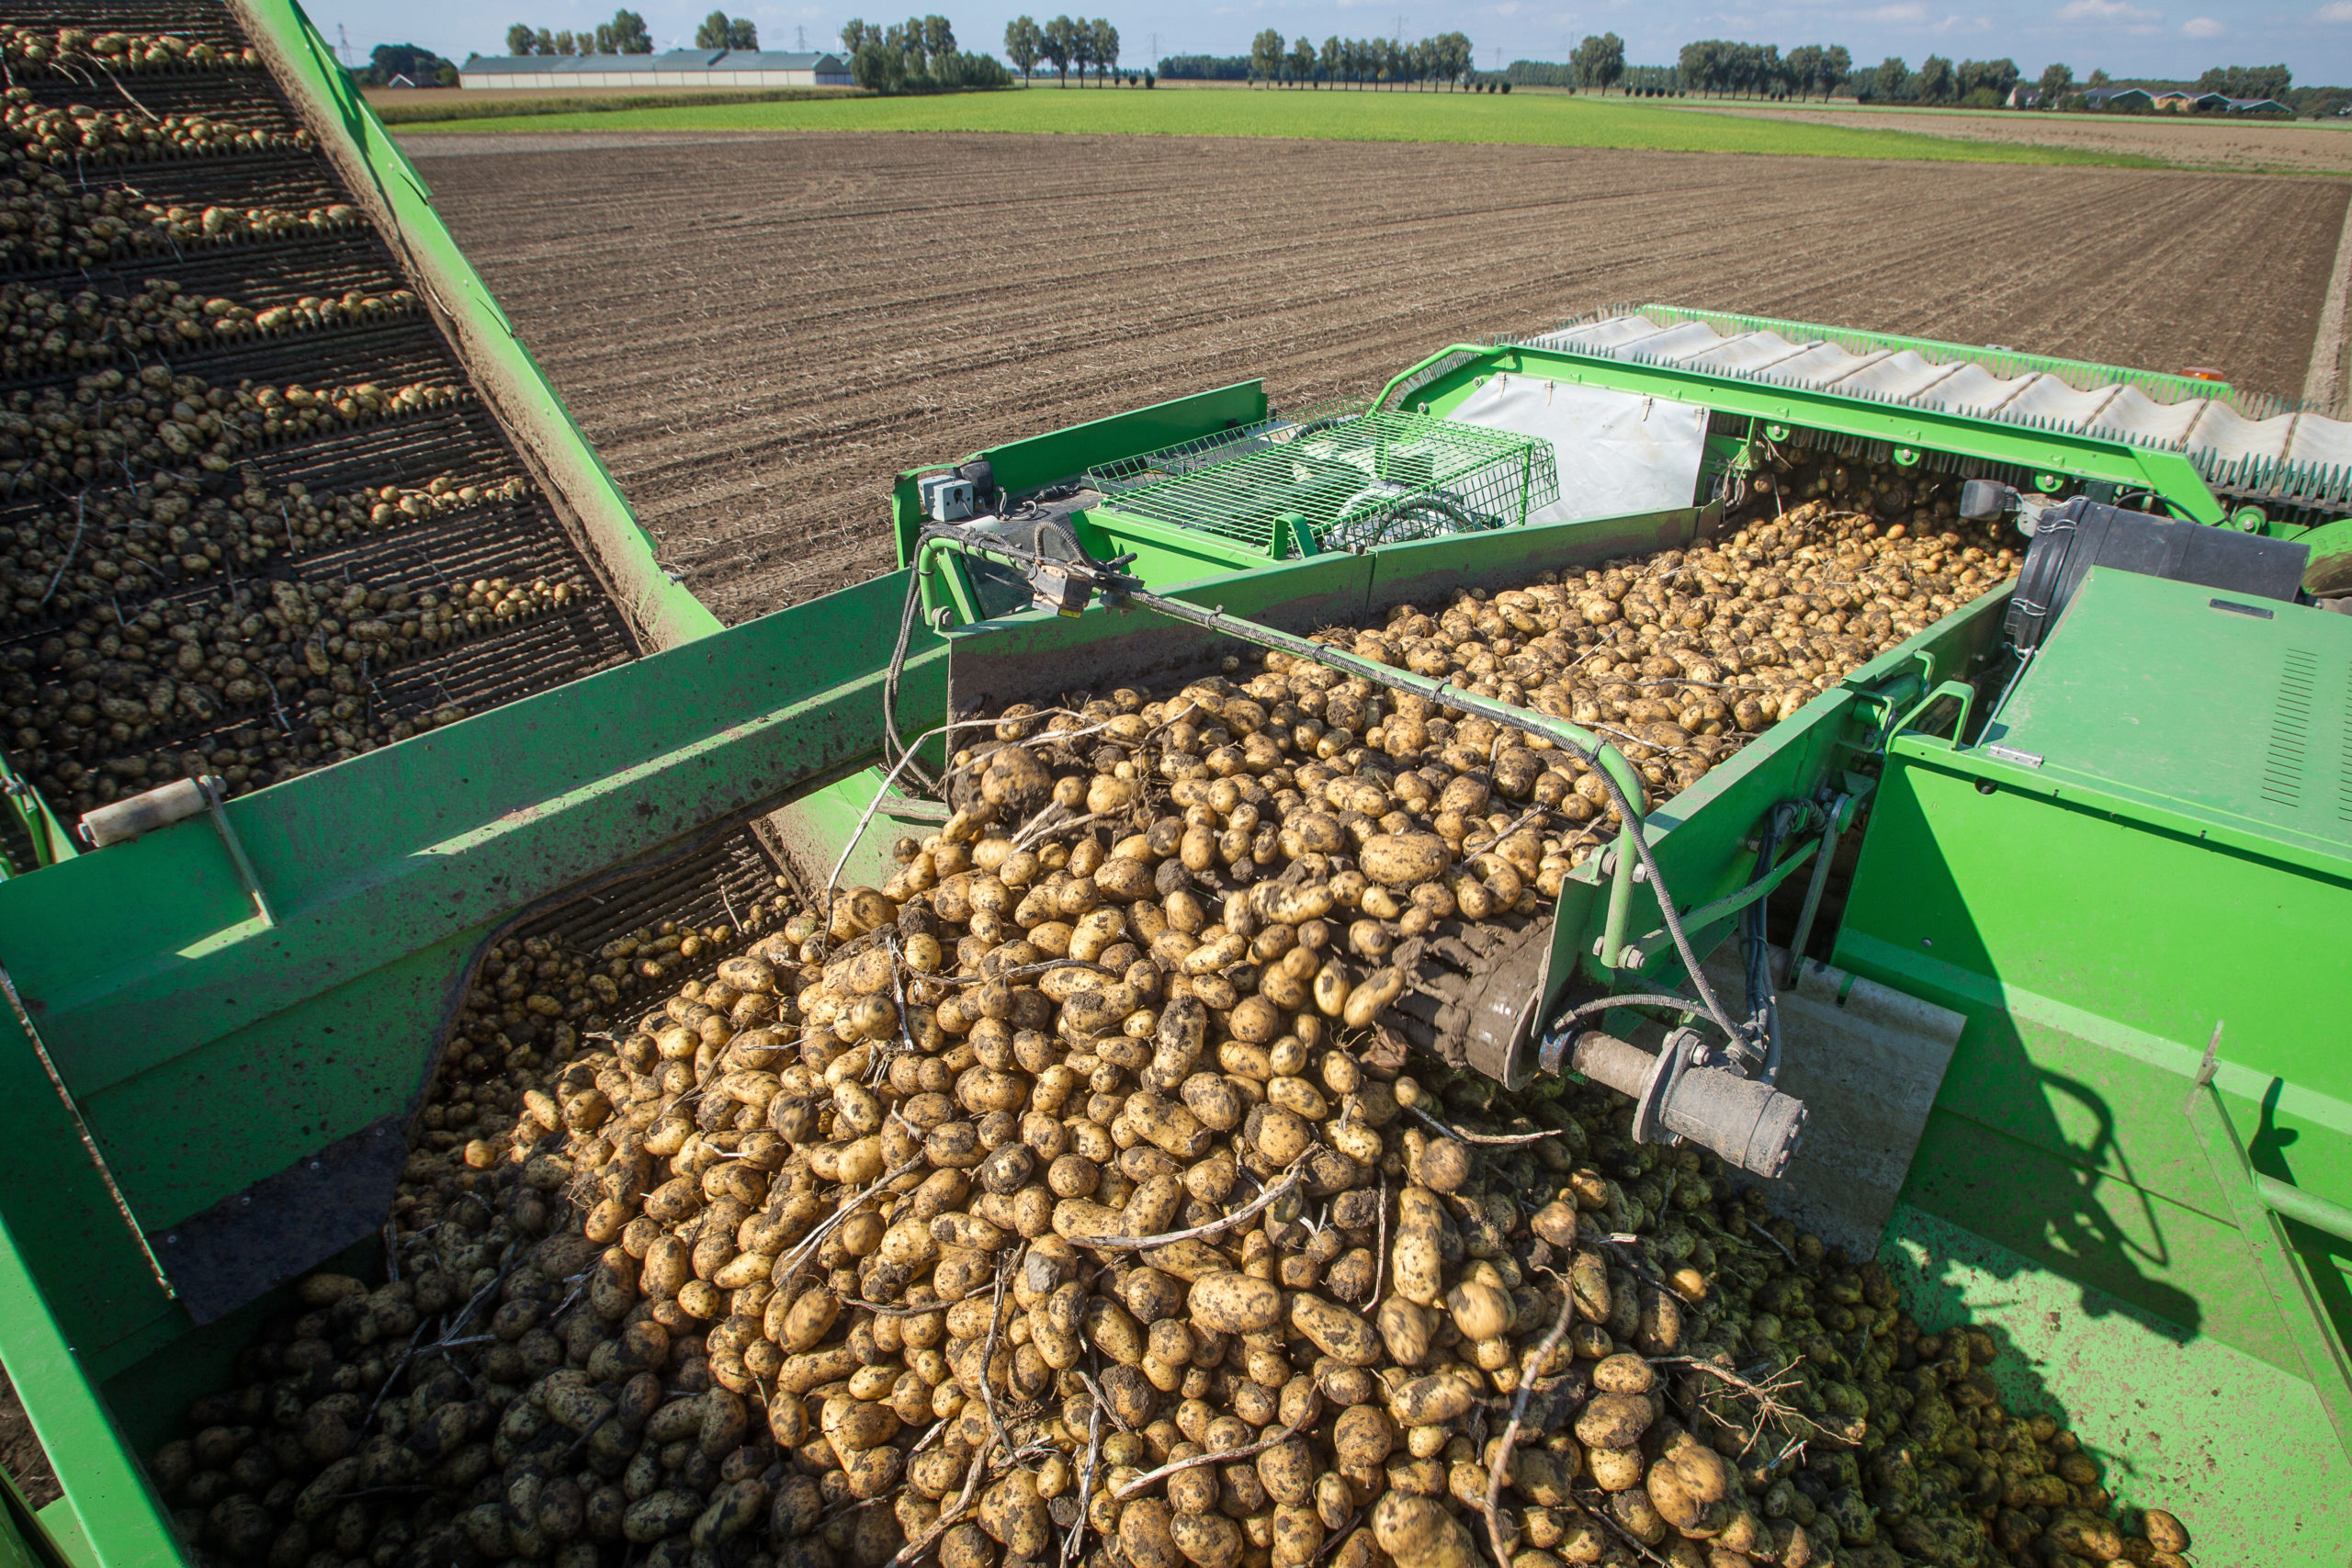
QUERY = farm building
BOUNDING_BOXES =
[457,48,852,88]
[2079,85,2155,109]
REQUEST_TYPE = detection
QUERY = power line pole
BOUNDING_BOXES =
[336,24,351,63]
[797,25,808,49]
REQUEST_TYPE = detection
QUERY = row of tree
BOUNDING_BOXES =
[1001,17,1121,85]
[503,10,652,55]
[1239,30,1478,88]
[841,15,1012,88]
[1676,40,1854,100]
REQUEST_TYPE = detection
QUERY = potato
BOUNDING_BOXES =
[1360,834,1450,889]
[1121,1498,1184,1568]
[1392,1187,1447,1305]
[1291,1292,1383,1367]
[1190,1272,1283,1333]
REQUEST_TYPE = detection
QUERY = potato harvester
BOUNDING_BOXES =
[0,6,2345,1566]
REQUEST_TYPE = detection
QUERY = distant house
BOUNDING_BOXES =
[2078,86,2154,110]
[2224,96,2291,114]
[458,49,853,89]
[383,73,419,88]
[2150,89,2231,111]
[2006,85,2041,108]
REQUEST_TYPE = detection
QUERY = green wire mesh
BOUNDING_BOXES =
[1086,402,1559,557]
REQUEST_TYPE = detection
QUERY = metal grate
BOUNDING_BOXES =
[1088,403,1557,558]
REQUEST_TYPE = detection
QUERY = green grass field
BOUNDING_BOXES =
[397,85,2171,165]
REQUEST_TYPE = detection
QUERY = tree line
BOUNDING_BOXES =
[1221,30,1476,88]
[1001,17,1125,85]
[503,10,652,55]
[841,15,1012,88]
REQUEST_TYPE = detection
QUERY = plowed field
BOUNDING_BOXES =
[413,130,2347,623]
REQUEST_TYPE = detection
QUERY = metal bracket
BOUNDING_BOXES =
[198,776,274,927]
[1617,836,1819,971]
[1886,678,1979,752]
[2182,1023,2352,1461]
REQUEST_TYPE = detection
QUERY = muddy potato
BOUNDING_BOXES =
[1189,1271,1283,1333]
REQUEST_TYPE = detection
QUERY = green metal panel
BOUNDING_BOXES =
[1980,568,2352,865]
[892,381,1270,572]
[1883,1203,2351,1564]
[0,1200,177,1568]
[1833,581,2352,1405]
[236,0,720,653]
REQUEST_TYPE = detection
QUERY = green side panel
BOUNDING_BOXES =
[0,1202,176,1568]
[892,381,1269,570]
[1832,584,2352,1377]
[1883,1203,2351,1564]
[237,0,720,651]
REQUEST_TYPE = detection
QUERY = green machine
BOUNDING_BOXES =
[0,10,2346,1566]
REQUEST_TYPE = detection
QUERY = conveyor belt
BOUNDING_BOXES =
[0,2,654,849]
[1524,308,2352,513]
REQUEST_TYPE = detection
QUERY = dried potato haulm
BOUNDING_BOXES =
[0,568,586,811]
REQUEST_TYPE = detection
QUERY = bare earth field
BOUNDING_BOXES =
[1679,103,2352,175]
[411,131,2348,623]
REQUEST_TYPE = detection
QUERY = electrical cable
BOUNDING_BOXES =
[879,560,936,794]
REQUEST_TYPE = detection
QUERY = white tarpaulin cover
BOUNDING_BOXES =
[1444,375,1708,525]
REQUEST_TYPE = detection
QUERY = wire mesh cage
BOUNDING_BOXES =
[1086,401,1559,557]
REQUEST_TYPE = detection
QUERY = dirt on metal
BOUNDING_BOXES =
[411,130,2348,624]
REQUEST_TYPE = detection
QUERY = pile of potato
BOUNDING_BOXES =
[0,277,416,378]
[0,467,532,625]
[144,476,2196,1568]
[1,566,588,813]
[3,27,262,73]
[1,90,312,165]
[0,158,366,269]
[0,363,465,488]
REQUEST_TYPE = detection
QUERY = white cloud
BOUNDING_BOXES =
[2317,0,2352,19]
[2180,14,2223,31]
[1868,2,1928,19]
[2056,0,2161,18]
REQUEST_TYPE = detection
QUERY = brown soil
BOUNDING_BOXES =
[1679,102,2352,175]
[0,1364,61,1509]
[409,130,2347,624]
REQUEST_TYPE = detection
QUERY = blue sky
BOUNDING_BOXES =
[315,0,2352,84]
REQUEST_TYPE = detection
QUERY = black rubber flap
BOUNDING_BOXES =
[148,1117,406,1325]
[2005,499,2311,652]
